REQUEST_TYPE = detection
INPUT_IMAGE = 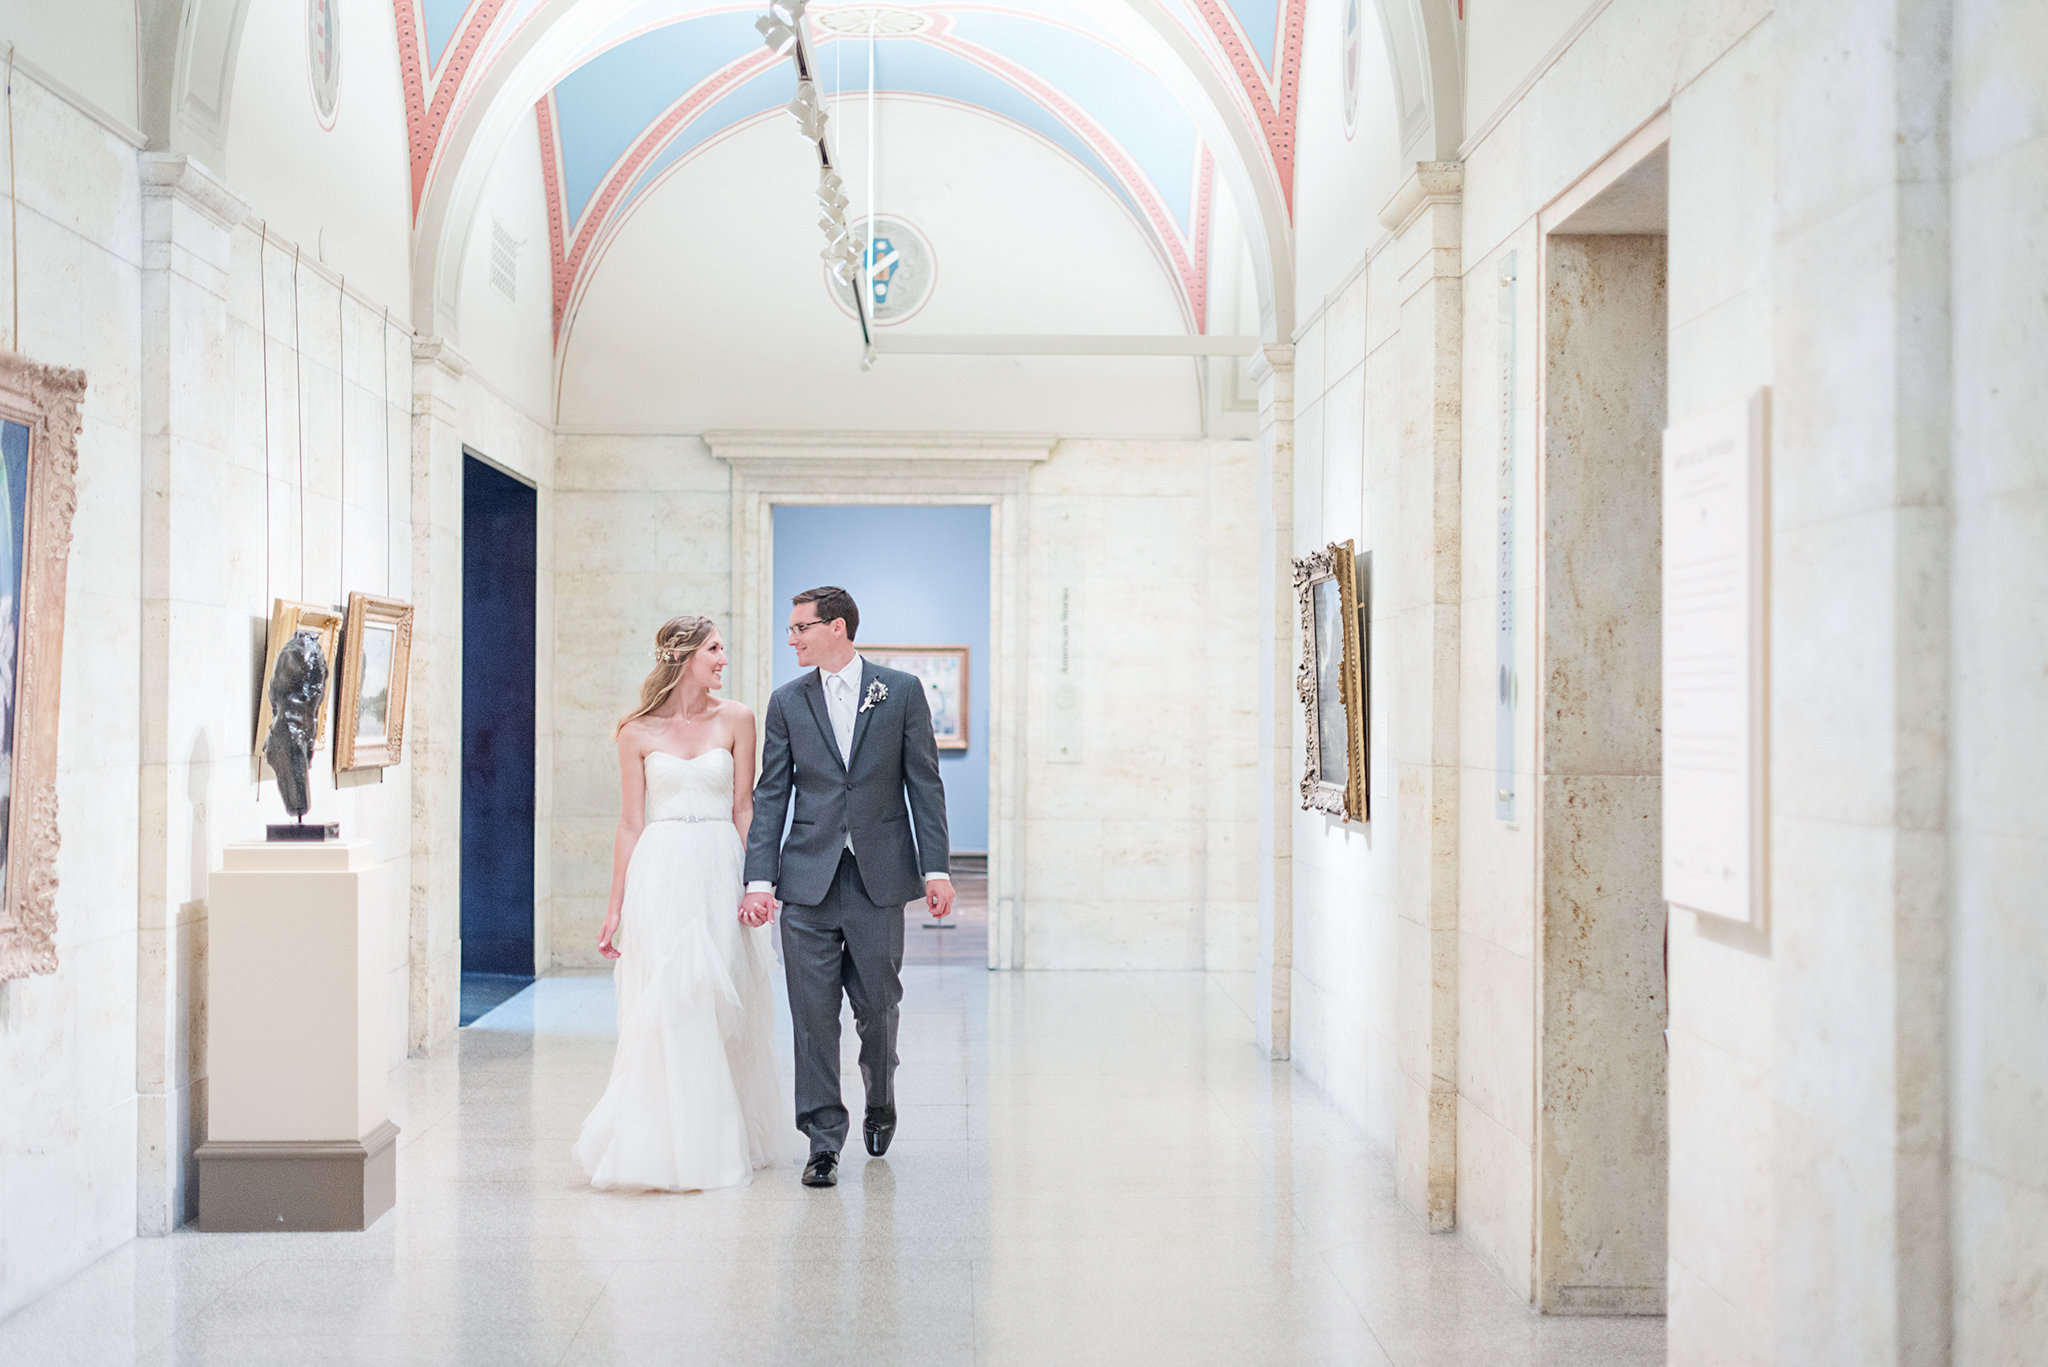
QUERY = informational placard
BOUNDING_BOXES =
[1661,389,1769,925]
[1494,252,1518,821]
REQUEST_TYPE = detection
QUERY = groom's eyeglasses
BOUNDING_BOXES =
[788,620,830,637]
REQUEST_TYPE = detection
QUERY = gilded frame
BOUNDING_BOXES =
[0,352,84,980]
[861,644,970,751]
[1294,540,1367,822]
[254,598,343,774]
[334,592,414,771]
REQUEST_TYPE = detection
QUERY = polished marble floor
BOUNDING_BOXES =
[0,965,1664,1366]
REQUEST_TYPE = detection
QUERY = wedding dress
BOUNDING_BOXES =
[574,749,785,1191]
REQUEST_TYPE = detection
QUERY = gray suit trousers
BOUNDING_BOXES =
[780,849,904,1155]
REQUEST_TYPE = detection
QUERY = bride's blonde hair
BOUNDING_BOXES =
[616,615,717,737]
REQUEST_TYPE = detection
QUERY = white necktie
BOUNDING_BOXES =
[830,674,855,765]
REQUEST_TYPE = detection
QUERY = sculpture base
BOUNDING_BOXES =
[197,1121,398,1232]
[267,822,341,842]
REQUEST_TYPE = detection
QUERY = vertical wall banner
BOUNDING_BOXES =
[1661,388,1770,927]
[1494,251,1518,821]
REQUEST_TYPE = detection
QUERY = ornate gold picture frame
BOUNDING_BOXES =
[1294,539,1367,822]
[0,352,84,981]
[255,598,343,775]
[335,592,414,771]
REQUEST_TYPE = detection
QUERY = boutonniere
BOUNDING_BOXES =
[860,679,888,713]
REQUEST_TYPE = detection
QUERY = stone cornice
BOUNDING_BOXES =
[1246,345,1295,385]
[138,152,248,231]
[1376,161,1464,235]
[411,336,469,380]
[706,431,1057,475]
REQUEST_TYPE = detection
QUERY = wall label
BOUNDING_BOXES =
[1661,388,1770,926]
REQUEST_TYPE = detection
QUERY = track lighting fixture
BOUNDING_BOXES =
[756,0,873,353]
[786,80,828,140]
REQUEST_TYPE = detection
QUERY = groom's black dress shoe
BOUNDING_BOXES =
[801,1151,839,1187]
[864,1108,897,1158]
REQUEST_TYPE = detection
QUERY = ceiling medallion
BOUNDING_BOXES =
[816,6,931,36]
[307,0,341,129]
[824,216,935,326]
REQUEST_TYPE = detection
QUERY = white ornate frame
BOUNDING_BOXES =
[0,352,84,980]
[708,431,1052,970]
[1294,539,1367,822]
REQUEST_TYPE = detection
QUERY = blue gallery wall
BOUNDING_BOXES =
[771,504,991,852]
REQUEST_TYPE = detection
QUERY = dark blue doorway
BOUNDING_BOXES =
[460,454,537,1023]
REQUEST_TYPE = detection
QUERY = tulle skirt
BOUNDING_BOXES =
[573,821,786,1191]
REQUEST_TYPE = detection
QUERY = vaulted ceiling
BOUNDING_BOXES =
[393,0,1314,345]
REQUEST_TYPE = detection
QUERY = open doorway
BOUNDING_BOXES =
[1535,139,1670,1314]
[460,453,538,1024]
[770,504,993,965]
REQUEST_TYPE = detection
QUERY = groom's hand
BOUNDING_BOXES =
[740,890,779,927]
[925,879,956,920]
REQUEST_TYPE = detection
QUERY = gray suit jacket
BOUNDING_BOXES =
[745,658,950,908]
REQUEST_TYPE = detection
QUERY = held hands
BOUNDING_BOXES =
[925,878,956,920]
[739,890,779,927]
[597,910,622,960]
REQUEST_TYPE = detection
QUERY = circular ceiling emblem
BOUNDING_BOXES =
[1341,0,1361,137]
[308,0,341,128]
[825,216,935,326]
[816,7,931,36]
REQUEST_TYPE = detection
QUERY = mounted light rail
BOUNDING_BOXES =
[756,0,876,367]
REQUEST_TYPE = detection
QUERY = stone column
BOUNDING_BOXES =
[1250,343,1294,1060]
[1771,1,1953,1360]
[1379,162,1463,1230]
[136,153,249,1234]
[407,339,468,1055]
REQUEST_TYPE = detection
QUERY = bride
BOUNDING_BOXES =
[573,615,785,1191]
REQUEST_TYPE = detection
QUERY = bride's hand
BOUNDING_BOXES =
[597,911,622,960]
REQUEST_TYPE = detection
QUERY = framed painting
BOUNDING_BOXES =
[1293,540,1367,822]
[863,645,969,751]
[255,598,342,773]
[0,351,85,981]
[334,592,414,771]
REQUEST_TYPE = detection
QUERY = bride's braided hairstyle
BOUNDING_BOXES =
[616,614,716,737]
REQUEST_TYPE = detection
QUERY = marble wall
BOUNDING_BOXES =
[545,435,1261,974]
[1948,1,2048,1358]
[0,68,147,1323]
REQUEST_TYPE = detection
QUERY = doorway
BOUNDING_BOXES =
[460,453,538,1024]
[770,503,993,966]
[1535,139,1670,1313]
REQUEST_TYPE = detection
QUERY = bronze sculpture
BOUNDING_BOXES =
[262,627,335,838]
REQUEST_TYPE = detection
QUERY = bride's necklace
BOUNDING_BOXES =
[678,693,716,724]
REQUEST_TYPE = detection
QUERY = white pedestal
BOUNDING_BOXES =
[198,840,398,1231]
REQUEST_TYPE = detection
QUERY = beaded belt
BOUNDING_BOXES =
[649,815,727,825]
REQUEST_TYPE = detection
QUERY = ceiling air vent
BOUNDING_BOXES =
[489,219,520,303]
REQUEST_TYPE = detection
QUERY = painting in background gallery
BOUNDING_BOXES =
[0,421,27,901]
[862,645,970,751]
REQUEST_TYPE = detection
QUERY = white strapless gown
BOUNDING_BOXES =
[574,749,785,1191]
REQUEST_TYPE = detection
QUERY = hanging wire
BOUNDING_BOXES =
[381,307,392,596]
[337,275,345,595]
[5,43,16,352]
[259,223,271,607]
[292,246,305,600]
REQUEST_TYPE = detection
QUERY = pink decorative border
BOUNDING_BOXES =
[396,0,508,217]
[1188,0,1305,210]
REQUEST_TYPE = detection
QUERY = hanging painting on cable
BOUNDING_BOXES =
[0,352,85,981]
[335,591,414,771]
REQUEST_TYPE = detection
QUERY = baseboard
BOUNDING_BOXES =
[196,1120,399,1232]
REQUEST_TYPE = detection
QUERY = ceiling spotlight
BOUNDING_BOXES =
[786,81,829,140]
[756,12,799,56]
[816,169,849,215]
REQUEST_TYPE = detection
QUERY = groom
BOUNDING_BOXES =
[740,586,953,1188]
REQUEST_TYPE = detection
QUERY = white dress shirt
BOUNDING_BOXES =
[747,654,950,895]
